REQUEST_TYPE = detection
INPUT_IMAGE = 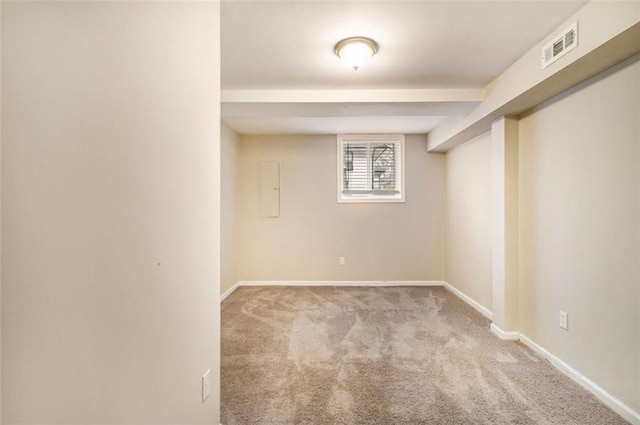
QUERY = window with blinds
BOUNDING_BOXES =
[337,134,405,203]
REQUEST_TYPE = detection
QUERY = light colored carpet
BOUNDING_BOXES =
[221,286,627,424]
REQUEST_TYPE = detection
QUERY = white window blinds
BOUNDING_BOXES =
[337,134,405,203]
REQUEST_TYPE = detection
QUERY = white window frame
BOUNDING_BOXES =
[337,134,405,203]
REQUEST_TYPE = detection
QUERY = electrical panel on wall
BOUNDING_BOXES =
[542,22,578,69]
[259,161,280,217]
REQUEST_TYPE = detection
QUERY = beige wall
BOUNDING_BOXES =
[519,55,640,412]
[221,123,239,295]
[1,2,220,423]
[444,132,493,311]
[237,134,445,282]
[0,2,3,419]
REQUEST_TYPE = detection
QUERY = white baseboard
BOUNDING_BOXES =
[442,281,493,320]
[221,280,444,302]
[237,280,444,287]
[490,323,520,340]
[520,334,640,425]
[220,281,243,302]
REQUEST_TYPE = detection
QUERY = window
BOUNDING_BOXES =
[337,134,405,203]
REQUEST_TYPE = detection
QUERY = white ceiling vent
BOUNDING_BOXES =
[541,22,578,69]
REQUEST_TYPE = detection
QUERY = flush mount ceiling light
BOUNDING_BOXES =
[334,36,379,71]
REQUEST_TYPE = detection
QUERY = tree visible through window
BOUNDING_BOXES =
[337,134,405,203]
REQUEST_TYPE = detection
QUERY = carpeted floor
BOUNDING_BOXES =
[221,286,627,424]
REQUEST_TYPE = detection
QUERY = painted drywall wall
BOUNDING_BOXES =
[1,2,220,423]
[491,118,520,333]
[0,2,2,418]
[221,123,239,294]
[0,2,3,419]
[519,55,640,412]
[444,132,493,311]
[236,134,445,282]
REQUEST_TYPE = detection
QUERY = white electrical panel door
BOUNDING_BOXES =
[259,161,280,217]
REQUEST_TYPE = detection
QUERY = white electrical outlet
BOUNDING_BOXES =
[559,311,568,330]
[339,257,345,266]
[202,368,211,402]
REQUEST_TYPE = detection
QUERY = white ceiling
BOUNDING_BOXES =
[221,0,588,135]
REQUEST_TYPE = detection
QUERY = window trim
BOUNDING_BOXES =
[337,134,405,203]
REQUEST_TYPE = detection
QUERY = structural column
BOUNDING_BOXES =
[491,116,520,338]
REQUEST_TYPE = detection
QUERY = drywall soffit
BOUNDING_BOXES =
[427,19,640,153]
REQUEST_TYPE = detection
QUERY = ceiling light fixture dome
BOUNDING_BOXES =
[334,36,379,71]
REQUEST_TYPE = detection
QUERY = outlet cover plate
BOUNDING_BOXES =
[559,311,568,330]
[202,368,211,402]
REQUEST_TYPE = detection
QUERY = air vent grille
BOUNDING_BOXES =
[564,28,575,47]
[542,22,578,69]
